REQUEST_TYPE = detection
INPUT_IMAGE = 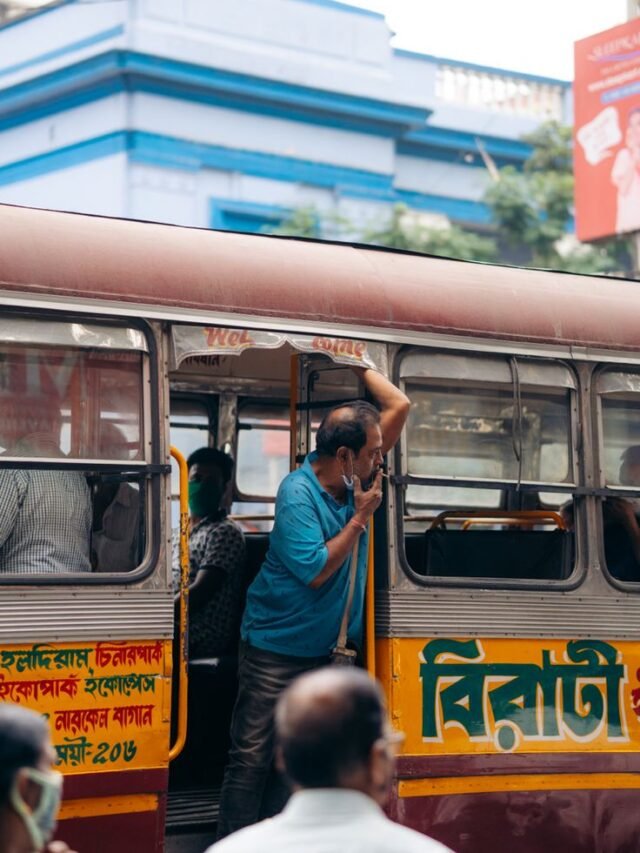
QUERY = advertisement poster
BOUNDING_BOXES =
[574,20,640,241]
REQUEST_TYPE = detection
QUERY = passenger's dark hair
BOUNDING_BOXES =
[186,447,234,485]
[0,704,48,804]
[315,402,380,457]
[276,668,385,788]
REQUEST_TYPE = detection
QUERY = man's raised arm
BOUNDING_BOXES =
[353,367,410,455]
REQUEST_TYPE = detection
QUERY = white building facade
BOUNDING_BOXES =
[0,0,572,234]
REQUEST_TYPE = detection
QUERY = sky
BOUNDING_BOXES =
[348,0,629,80]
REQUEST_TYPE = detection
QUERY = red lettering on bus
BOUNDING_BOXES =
[204,328,254,349]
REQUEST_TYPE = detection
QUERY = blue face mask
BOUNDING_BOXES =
[10,766,63,851]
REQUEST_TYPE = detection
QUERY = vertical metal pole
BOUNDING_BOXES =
[365,520,376,679]
[289,355,298,471]
[169,446,189,761]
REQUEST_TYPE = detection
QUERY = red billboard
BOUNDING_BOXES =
[574,19,640,242]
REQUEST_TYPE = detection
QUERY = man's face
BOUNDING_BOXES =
[352,424,384,487]
[188,462,224,490]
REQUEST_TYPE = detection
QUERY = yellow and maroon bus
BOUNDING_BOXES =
[1,203,640,852]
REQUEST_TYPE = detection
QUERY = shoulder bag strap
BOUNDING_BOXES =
[335,533,362,652]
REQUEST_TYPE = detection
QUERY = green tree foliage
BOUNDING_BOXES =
[266,206,321,239]
[362,205,497,262]
[485,121,630,274]
[265,122,631,274]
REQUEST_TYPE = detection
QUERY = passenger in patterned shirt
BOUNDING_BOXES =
[172,447,246,658]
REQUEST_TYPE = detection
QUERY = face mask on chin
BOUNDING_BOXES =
[341,451,356,491]
[10,767,63,852]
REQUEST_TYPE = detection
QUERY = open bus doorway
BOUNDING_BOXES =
[165,327,366,846]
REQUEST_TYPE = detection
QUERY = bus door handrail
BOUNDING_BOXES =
[365,519,376,680]
[430,510,565,530]
[169,446,189,761]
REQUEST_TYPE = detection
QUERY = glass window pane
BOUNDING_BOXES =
[599,374,640,486]
[169,400,211,528]
[598,371,640,582]
[0,468,144,575]
[405,381,572,485]
[0,344,145,461]
[236,404,289,499]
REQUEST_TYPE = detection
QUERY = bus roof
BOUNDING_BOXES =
[0,203,637,352]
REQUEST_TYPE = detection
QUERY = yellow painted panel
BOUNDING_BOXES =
[377,636,640,756]
[0,640,172,773]
[399,773,640,798]
[59,794,158,819]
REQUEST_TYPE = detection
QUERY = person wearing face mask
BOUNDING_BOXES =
[0,703,76,853]
[217,367,410,840]
[210,668,450,853]
[172,447,246,658]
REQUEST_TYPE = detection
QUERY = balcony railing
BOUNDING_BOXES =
[435,64,566,121]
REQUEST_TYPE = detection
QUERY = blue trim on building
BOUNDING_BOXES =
[395,189,491,225]
[0,50,430,138]
[0,24,125,79]
[210,199,292,233]
[0,131,127,187]
[394,48,570,88]
[0,130,491,224]
[0,0,78,33]
[129,131,395,196]
[399,126,532,165]
[292,0,383,19]
[0,49,430,137]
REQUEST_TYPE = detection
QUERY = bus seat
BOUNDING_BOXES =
[243,534,271,588]
[422,528,573,580]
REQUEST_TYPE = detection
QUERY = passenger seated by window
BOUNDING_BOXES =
[603,445,640,582]
[172,447,246,658]
[91,424,141,572]
[0,396,91,574]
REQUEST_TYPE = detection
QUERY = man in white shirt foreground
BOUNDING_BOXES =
[209,667,452,852]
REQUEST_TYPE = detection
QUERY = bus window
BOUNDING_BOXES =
[169,397,214,529]
[597,369,640,584]
[398,351,576,583]
[232,401,289,531]
[0,319,154,579]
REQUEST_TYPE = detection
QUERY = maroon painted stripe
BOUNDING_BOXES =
[62,767,168,800]
[389,787,640,852]
[56,807,165,853]
[396,752,640,779]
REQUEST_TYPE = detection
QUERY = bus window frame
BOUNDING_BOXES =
[0,308,164,587]
[593,363,640,593]
[393,345,585,592]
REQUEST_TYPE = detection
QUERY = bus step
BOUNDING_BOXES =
[166,786,221,830]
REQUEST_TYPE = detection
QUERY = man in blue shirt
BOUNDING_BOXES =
[217,367,409,838]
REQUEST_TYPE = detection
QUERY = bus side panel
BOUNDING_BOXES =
[377,636,640,848]
[54,802,166,853]
[389,787,640,852]
[378,636,640,758]
[0,638,172,853]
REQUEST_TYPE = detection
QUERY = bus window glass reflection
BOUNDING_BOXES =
[598,370,640,584]
[0,320,151,577]
[399,352,576,583]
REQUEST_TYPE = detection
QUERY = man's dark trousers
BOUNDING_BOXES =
[216,641,329,839]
